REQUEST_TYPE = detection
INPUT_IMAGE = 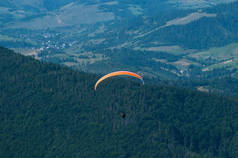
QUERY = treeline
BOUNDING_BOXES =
[171,76,238,99]
[0,47,238,158]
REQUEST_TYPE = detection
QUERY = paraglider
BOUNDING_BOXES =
[94,71,144,119]
[120,112,126,118]
[94,71,144,90]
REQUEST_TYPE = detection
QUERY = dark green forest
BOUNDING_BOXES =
[0,47,238,158]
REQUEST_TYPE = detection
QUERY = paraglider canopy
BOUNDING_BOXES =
[94,71,144,90]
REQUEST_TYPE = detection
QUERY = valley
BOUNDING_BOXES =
[0,0,238,81]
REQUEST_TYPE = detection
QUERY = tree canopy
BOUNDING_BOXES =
[0,47,238,158]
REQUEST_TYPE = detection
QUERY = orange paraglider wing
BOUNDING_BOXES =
[94,71,144,90]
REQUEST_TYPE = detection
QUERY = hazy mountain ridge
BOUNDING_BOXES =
[168,0,237,9]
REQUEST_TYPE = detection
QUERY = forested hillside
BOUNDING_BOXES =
[0,47,238,158]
